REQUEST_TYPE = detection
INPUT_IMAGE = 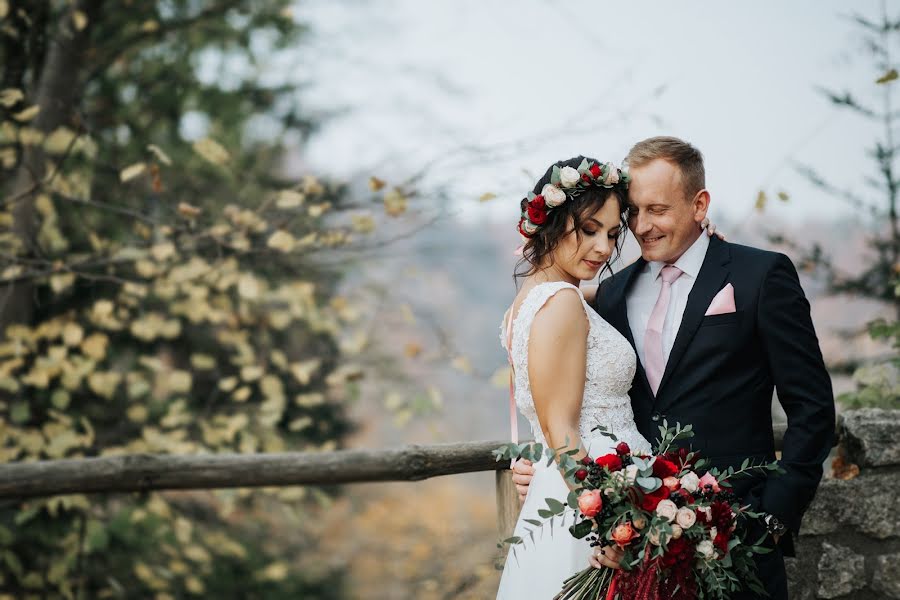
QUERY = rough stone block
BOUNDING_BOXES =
[841,409,900,468]
[873,553,900,599]
[801,473,900,539]
[816,541,865,599]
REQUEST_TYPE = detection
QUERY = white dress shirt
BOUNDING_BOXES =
[627,232,711,369]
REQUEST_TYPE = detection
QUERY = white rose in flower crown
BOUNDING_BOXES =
[604,163,620,185]
[655,499,678,522]
[671,524,683,539]
[560,166,581,188]
[680,471,700,493]
[541,183,567,207]
[522,219,539,235]
[697,539,715,560]
[676,507,697,529]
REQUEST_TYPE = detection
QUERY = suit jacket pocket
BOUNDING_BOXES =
[699,310,744,327]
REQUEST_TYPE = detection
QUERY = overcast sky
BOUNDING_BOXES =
[293,1,891,226]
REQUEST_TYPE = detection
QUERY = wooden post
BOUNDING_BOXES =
[494,468,521,569]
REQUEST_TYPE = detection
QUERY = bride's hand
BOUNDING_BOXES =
[589,544,624,570]
[702,217,725,241]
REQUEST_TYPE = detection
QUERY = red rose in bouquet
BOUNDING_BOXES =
[594,453,622,472]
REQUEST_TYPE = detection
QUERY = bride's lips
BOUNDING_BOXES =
[583,259,603,269]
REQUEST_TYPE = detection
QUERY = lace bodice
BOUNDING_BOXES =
[500,281,651,456]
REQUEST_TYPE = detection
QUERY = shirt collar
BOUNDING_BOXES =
[647,232,710,281]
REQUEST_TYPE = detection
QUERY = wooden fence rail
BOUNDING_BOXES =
[0,439,509,500]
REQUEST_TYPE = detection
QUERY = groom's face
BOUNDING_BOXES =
[626,159,708,264]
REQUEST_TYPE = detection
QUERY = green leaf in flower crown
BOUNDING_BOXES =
[527,191,536,201]
[537,509,554,519]
[532,443,543,461]
[569,519,593,539]
[636,476,662,492]
[524,519,542,527]
[551,165,561,185]
[502,536,522,544]
[567,489,579,509]
[576,158,589,173]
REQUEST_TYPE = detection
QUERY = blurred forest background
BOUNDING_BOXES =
[0,1,896,599]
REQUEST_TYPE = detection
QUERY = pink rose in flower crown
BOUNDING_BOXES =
[698,472,720,493]
[604,163,620,185]
[540,183,567,208]
[663,476,681,491]
[611,522,638,547]
[577,489,603,518]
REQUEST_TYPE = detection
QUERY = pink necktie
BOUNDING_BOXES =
[644,265,683,396]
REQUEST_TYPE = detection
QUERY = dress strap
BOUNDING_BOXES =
[504,307,517,468]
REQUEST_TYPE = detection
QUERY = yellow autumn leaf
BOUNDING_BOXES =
[384,188,407,216]
[427,385,443,409]
[185,576,205,595]
[71,10,87,30]
[451,355,473,374]
[351,213,376,233]
[258,562,289,582]
[49,272,75,294]
[177,202,201,218]
[88,371,121,399]
[192,137,230,166]
[169,370,192,393]
[233,386,251,402]
[218,376,238,392]
[490,366,511,388]
[237,273,260,299]
[876,68,899,84]
[302,174,324,195]
[289,359,320,385]
[127,404,148,423]
[61,322,83,346]
[777,191,790,202]
[267,230,296,252]
[119,162,147,182]
[754,190,767,212]
[368,176,386,191]
[13,105,39,122]
[0,89,18,109]
[275,190,305,208]
[190,354,216,370]
[0,1,9,20]
[307,202,330,218]
[80,332,108,360]
[150,241,176,261]
[404,342,422,358]
[240,365,263,381]
[146,143,172,166]
[141,19,159,32]
[479,192,497,202]
[43,127,77,154]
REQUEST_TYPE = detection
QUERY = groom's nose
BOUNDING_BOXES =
[632,210,652,235]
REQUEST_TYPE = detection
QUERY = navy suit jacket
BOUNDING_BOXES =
[592,236,835,556]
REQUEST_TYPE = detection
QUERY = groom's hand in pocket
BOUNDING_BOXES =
[511,459,535,504]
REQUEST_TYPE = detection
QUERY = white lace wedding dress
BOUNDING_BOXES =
[496,281,651,600]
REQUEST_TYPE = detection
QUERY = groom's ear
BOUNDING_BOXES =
[691,188,711,224]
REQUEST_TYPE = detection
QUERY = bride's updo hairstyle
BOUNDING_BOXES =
[514,155,629,282]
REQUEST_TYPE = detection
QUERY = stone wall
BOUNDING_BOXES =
[788,409,900,599]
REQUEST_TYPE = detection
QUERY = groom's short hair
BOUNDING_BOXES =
[625,136,705,200]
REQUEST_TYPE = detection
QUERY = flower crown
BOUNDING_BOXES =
[517,159,630,239]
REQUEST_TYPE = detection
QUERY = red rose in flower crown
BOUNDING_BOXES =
[594,453,623,472]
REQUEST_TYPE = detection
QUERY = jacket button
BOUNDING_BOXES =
[651,412,661,422]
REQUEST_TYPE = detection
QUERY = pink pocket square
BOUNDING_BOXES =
[705,283,736,316]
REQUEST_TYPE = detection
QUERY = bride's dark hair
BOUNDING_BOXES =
[514,155,628,283]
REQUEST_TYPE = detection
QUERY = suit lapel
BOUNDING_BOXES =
[655,237,732,400]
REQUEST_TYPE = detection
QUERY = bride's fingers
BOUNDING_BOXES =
[590,548,621,570]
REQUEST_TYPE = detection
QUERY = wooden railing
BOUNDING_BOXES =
[0,422,808,566]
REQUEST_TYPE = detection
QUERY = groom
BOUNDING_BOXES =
[512,136,835,599]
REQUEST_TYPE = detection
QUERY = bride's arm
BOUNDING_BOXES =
[527,289,590,492]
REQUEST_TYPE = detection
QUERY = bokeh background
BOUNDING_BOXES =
[0,1,896,598]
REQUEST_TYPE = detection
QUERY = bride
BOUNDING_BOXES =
[496,156,653,599]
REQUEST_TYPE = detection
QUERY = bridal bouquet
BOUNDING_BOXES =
[493,423,784,600]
